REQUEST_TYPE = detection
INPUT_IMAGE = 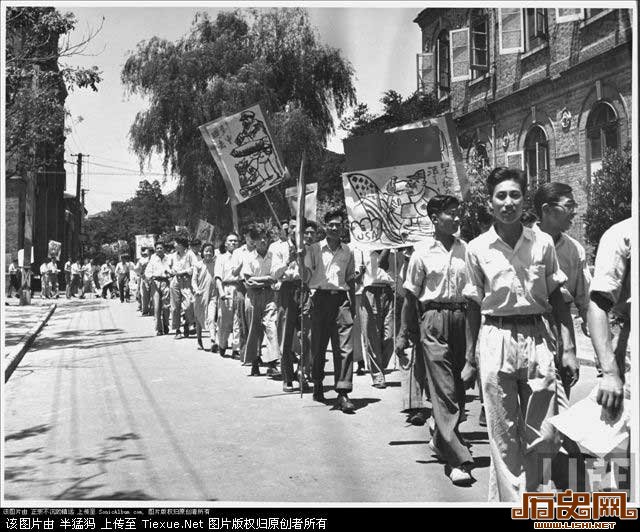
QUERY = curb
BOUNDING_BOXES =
[4,303,57,382]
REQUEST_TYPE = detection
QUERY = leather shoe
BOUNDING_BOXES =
[211,343,219,353]
[407,410,428,426]
[250,364,261,377]
[231,351,241,360]
[282,382,295,393]
[312,388,325,402]
[337,394,355,413]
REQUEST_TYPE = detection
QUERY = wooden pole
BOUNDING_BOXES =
[231,201,239,234]
[263,191,282,230]
[296,152,307,398]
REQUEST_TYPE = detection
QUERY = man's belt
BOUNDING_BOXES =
[152,276,170,282]
[420,301,466,312]
[222,280,243,286]
[484,313,544,325]
[315,288,347,296]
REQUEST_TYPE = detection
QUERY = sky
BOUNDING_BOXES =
[57,4,422,214]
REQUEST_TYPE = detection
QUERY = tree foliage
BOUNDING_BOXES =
[340,89,443,137]
[6,7,102,169]
[584,146,632,255]
[83,180,180,256]
[121,8,356,232]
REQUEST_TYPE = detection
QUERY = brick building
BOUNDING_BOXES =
[5,7,77,271]
[415,7,633,244]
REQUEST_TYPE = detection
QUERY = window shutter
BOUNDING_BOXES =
[450,27,470,82]
[471,20,489,71]
[555,8,583,23]
[499,8,524,54]
[417,53,435,95]
[535,9,548,37]
[505,150,525,170]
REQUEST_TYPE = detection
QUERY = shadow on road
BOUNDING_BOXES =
[5,424,51,441]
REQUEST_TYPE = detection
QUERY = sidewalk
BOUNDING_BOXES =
[3,295,59,381]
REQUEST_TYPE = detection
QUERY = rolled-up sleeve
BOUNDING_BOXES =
[402,253,424,298]
[543,242,567,295]
[573,248,592,319]
[462,245,485,306]
[590,227,627,305]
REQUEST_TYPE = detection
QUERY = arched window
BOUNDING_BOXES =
[435,31,450,101]
[586,102,618,175]
[468,142,489,170]
[524,125,549,189]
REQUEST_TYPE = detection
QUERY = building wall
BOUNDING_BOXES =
[415,8,633,247]
[5,179,26,266]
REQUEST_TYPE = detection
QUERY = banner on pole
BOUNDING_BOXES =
[135,234,156,259]
[48,240,61,260]
[342,115,467,250]
[285,183,317,222]
[194,220,215,243]
[199,104,286,205]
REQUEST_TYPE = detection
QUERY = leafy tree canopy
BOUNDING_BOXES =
[121,8,356,232]
[6,7,102,168]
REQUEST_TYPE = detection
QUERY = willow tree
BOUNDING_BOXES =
[121,8,356,230]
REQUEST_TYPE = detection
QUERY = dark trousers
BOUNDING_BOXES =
[419,307,472,467]
[69,274,82,297]
[278,281,299,384]
[118,275,130,302]
[310,290,354,393]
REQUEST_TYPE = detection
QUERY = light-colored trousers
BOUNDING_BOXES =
[217,283,243,352]
[479,315,566,502]
[359,285,395,379]
[170,275,195,330]
[243,288,281,364]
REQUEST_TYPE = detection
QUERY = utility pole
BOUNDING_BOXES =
[76,153,83,259]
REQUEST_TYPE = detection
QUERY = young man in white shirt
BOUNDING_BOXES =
[64,259,72,298]
[242,225,281,379]
[170,237,196,338]
[47,258,60,298]
[115,254,133,303]
[145,241,173,335]
[215,232,243,357]
[303,210,356,413]
[69,258,83,298]
[462,168,577,501]
[40,261,51,299]
[135,247,152,315]
[402,195,473,486]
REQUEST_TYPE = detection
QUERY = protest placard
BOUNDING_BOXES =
[199,104,286,204]
[135,234,156,259]
[48,240,61,260]
[194,220,215,243]
[342,115,467,250]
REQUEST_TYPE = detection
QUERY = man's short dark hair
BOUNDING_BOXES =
[324,209,344,225]
[533,182,574,218]
[304,220,318,232]
[241,223,255,236]
[175,236,189,249]
[155,241,165,249]
[190,238,201,248]
[426,195,460,219]
[476,204,493,227]
[521,210,538,226]
[200,242,215,255]
[486,167,528,197]
[249,224,270,241]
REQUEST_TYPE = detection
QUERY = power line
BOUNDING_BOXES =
[91,154,147,167]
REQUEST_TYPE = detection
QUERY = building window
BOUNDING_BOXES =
[524,125,549,189]
[586,102,618,173]
[584,8,605,19]
[436,31,450,100]
[525,8,548,48]
[468,142,490,170]
[471,10,489,79]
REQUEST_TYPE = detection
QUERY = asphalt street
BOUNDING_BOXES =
[4,297,599,502]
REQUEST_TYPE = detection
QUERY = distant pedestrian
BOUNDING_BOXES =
[69,258,83,298]
[48,258,60,298]
[242,225,281,379]
[100,261,116,299]
[64,258,72,298]
[115,254,133,302]
[7,258,20,299]
[169,237,196,338]
[215,232,243,358]
[39,261,51,298]
[135,248,152,315]
[145,241,172,335]
[192,242,217,350]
